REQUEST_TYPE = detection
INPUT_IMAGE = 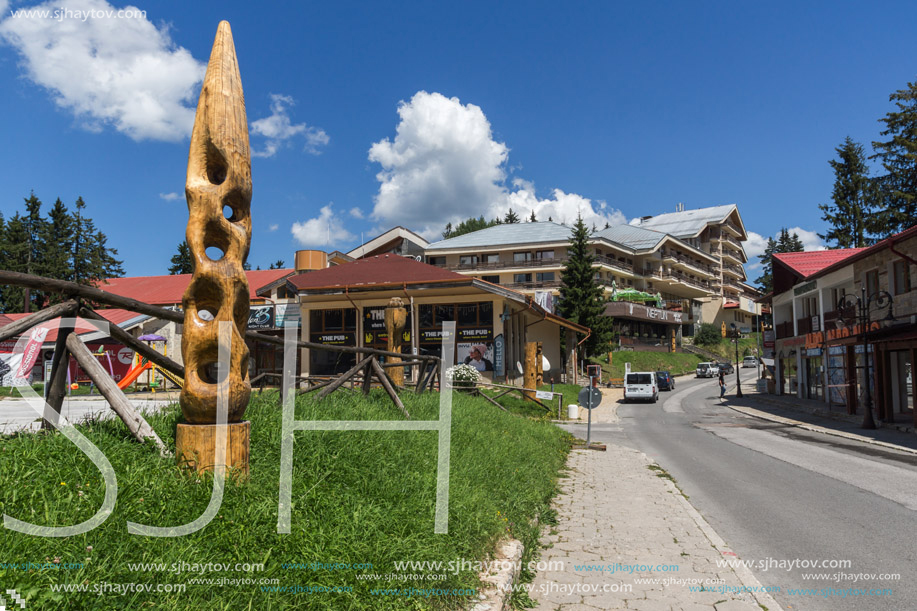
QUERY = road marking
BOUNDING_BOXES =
[706,425,917,511]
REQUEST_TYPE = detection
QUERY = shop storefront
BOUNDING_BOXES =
[604,301,683,352]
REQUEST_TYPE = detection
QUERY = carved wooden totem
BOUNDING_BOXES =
[384,297,407,386]
[180,21,252,424]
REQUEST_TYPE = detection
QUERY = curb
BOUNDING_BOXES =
[646,453,785,611]
[723,397,917,457]
[469,538,523,611]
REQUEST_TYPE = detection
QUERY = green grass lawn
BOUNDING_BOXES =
[478,383,580,419]
[0,390,571,610]
[694,333,762,363]
[593,352,704,379]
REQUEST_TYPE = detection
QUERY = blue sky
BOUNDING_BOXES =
[0,0,915,278]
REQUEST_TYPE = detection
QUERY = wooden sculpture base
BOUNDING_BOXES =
[175,421,250,479]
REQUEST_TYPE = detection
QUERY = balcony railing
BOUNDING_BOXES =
[796,315,821,335]
[504,280,563,291]
[775,320,795,339]
[660,251,716,275]
[721,262,744,276]
[432,254,634,274]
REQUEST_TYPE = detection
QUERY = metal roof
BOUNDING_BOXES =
[632,204,741,238]
[592,224,667,251]
[426,222,573,250]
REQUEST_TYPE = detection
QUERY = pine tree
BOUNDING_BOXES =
[872,80,917,237]
[269,259,286,269]
[558,216,613,358]
[169,240,194,274]
[38,198,75,304]
[819,138,875,248]
[21,193,46,310]
[1,213,29,312]
[71,196,123,285]
[503,209,520,224]
[528,211,537,222]
[755,229,805,293]
[441,216,499,239]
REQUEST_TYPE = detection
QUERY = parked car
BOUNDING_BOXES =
[656,371,675,391]
[742,356,758,368]
[623,372,658,403]
[696,362,718,378]
[717,362,734,375]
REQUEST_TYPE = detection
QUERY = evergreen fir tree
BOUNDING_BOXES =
[1,214,29,312]
[818,138,875,248]
[269,259,286,269]
[169,240,194,274]
[528,211,537,222]
[503,208,520,224]
[558,216,613,358]
[871,80,917,237]
[39,198,75,303]
[755,229,805,293]
[441,216,499,239]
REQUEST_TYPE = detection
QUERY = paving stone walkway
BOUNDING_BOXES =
[531,399,782,610]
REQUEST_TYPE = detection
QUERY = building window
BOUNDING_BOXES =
[481,275,500,284]
[428,256,446,266]
[459,255,479,266]
[536,250,555,260]
[536,272,555,282]
[865,269,879,297]
[893,260,911,295]
[513,252,532,262]
[484,253,500,263]
[514,273,532,283]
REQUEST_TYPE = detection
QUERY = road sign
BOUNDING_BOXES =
[578,386,602,410]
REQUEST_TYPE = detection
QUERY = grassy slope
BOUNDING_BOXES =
[594,352,704,379]
[0,391,570,610]
[694,333,762,362]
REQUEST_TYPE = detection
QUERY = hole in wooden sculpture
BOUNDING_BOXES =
[206,142,227,185]
[223,204,235,221]
[205,246,225,261]
[198,361,227,385]
[197,307,216,322]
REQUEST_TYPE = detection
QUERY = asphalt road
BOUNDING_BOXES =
[561,375,917,611]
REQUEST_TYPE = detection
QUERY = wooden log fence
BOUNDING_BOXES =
[0,270,444,428]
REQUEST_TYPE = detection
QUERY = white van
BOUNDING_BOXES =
[624,372,658,403]
[742,356,758,368]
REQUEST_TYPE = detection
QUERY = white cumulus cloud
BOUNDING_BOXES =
[251,93,329,158]
[744,231,768,261]
[0,0,204,141]
[268,223,279,232]
[159,191,182,201]
[291,204,355,248]
[789,227,827,252]
[368,91,625,239]
[349,207,365,219]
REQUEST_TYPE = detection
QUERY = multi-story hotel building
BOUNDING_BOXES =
[423,221,718,344]
[633,204,761,331]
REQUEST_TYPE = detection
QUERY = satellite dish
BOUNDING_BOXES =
[542,355,551,370]
[415,256,423,261]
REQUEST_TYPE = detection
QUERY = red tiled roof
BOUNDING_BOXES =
[99,269,294,305]
[773,249,867,279]
[0,309,148,344]
[288,255,467,291]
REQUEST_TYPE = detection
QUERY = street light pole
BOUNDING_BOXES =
[837,286,894,430]
[731,323,743,398]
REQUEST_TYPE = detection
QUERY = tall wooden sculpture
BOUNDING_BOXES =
[384,297,407,386]
[175,21,252,476]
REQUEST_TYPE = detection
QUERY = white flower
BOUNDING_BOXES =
[445,364,483,383]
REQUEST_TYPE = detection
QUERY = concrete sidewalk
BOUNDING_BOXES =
[722,381,917,455]
[531,396,782,610]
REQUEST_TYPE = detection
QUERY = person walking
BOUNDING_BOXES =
[718,369,726,400]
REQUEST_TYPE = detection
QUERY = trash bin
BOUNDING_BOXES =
[567,404,579,419]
